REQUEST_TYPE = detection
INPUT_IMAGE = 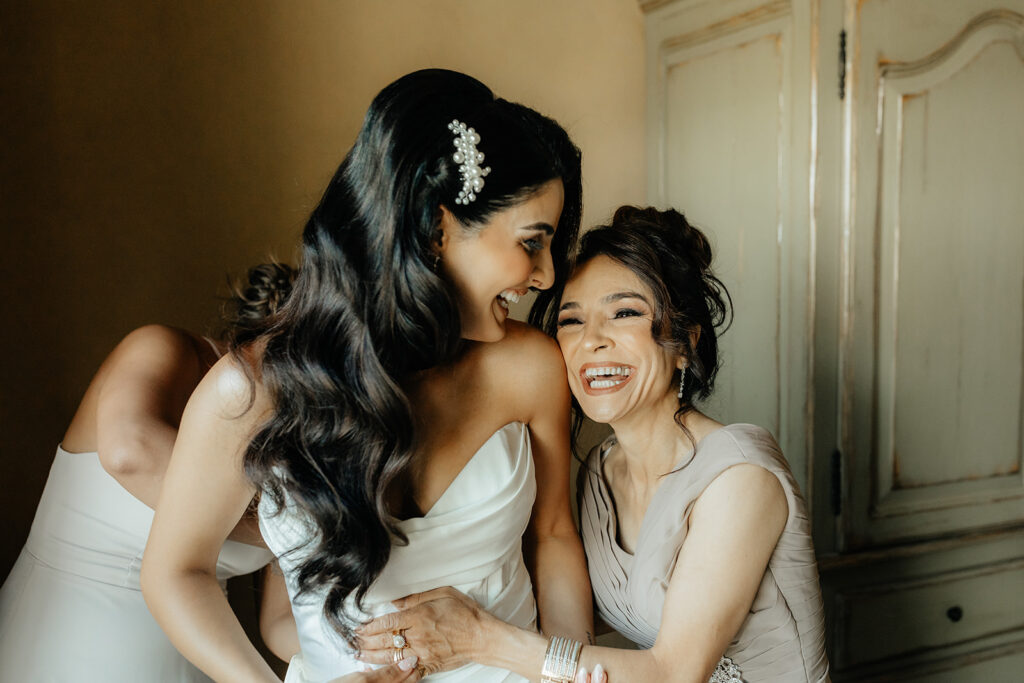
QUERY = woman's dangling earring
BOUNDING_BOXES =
[432,227,444,273]
[678,364,687,399]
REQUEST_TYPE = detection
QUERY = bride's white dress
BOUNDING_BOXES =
[0,446,274,682]
[259,421,537,683]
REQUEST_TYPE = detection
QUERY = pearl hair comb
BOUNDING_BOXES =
[447,119,491,205]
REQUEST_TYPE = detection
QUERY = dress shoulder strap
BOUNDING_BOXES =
[676,423,784,483]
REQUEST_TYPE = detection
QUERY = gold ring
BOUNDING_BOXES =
[393,647,405,663]
[391,630,408,649]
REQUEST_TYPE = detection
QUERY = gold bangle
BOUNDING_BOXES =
[541,636,582,683]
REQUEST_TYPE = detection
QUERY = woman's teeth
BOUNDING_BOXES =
[497,290,521,310]
[584,366,634,388]
[584,366,633,376]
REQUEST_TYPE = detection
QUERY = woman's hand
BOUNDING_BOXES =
[354,587,497,675]
[330,657,421,682]
[356,587,608,682]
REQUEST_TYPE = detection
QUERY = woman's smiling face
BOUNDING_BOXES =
[556,255,683,425]
[439,179,564,342]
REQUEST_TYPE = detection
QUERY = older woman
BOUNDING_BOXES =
[357,206,829,683]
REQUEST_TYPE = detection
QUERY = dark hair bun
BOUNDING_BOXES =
[609,205,713,272]
[223,262,297,345]
[233,262,297,322]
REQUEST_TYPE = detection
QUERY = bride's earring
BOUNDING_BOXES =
[678,364,687,399]
[432,226,445,274]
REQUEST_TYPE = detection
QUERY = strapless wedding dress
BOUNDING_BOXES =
[259,422,537,683]
[0,446,274,682]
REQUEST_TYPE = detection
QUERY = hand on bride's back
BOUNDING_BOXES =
[354,587,490,673]
[353,587,610,682]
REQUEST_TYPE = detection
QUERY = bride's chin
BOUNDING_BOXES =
[461,309,507,343]
[465,324,506,343]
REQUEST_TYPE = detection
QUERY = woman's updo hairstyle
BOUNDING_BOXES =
[235,69,582,645]
[563,206,731,436]
[222,262,297,347]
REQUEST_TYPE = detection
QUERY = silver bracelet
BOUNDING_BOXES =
[541,636,582,683]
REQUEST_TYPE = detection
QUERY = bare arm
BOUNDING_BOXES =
[260,562,301,664]
[65,325,205,509]
[359,464,787,683]
[141,356,281,683]
[519,335,593,644]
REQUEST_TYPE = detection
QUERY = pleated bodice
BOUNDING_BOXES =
[579,424,829,682]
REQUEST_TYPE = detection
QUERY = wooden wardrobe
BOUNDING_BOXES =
[640,0,1024,678]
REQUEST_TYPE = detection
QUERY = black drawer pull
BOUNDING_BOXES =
[946,606,963,622]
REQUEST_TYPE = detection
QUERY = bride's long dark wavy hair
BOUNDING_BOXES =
[234,70,581,643]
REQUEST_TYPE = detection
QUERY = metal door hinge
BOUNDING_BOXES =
[830,449,842,516]
[839,30,847,100]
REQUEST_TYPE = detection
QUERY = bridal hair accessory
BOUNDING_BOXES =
[541,636,582,683]
[448,119,491,205]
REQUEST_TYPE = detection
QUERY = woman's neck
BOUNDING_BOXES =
[607,395,723,488]
[607,392,693,485]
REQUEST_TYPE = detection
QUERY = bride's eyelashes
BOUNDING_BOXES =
[518,223,554,255]
[520,237,544,253]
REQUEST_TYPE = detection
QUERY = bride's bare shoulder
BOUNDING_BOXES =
[505,318,563,367]
[192,343,274,425]
[489,319,558,355]
[474,321,569,417]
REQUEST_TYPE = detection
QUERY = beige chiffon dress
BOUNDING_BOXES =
[579,424,829,682]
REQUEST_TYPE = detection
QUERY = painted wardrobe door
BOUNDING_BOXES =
[843,0,1024,547]
[643,0,1024,677]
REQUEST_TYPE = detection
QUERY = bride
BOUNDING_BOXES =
[141,69,593,683]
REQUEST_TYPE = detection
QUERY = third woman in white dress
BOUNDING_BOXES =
[0,264,293,682]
